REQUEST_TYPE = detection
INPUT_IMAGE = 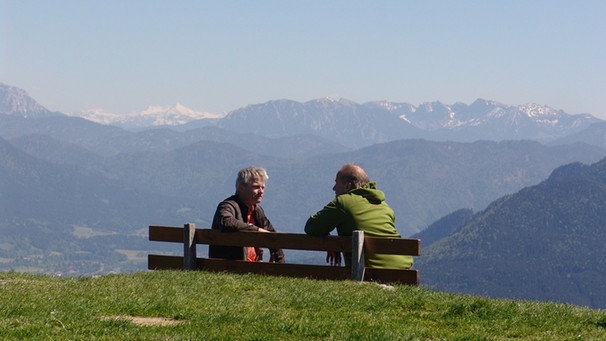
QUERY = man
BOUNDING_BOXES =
[209,166,285,263]
[304,163,413,269]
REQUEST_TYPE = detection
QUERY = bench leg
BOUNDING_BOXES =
[183,223,197,270]
[351,230,365,281]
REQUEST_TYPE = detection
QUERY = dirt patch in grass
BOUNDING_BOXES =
[99,315,183,326]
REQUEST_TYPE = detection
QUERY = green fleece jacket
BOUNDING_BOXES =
[304,182,413,269]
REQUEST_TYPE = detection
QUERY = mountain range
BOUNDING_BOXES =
[217,98,603,148]
[5,81,601,148]
[1,82,606,308]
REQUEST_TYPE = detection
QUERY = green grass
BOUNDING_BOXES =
[1,271,605,340]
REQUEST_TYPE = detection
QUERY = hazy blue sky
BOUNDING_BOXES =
[2,1,605,118]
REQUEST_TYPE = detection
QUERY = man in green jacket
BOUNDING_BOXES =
[304,163,413,269]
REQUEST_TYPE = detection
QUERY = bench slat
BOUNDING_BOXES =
[148,254,182,269]
[149,226,183,243]
[198,258,351,280]
[365,268,419,285]
[364,237,421,256]
[197,229,353,252]
[149,254,418,284]
[149,226,421,256]
[149,254,350,280]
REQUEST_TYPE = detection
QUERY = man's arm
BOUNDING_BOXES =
[304,199,345,236]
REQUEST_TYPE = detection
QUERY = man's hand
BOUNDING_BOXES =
[326,251,341,266]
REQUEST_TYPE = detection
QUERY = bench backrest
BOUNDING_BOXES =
[148,224,421,285]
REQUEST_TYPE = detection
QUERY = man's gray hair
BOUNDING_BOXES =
[236,166,269,192]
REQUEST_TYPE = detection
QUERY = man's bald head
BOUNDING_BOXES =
[337,163,369,189]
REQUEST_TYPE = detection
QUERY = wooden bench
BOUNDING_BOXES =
[148,224,421,285]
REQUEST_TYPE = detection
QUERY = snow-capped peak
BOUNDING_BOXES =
[70,103,225,129]
[517,103,558,118]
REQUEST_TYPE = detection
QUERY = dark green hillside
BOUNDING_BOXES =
[412,208,474,247]
[418,157,606,309]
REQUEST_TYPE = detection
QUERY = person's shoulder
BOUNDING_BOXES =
[335,193,354,206]
[220,195,238,203]
[217,195,239,208]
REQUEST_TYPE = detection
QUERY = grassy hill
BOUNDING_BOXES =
[1,270,605,340]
